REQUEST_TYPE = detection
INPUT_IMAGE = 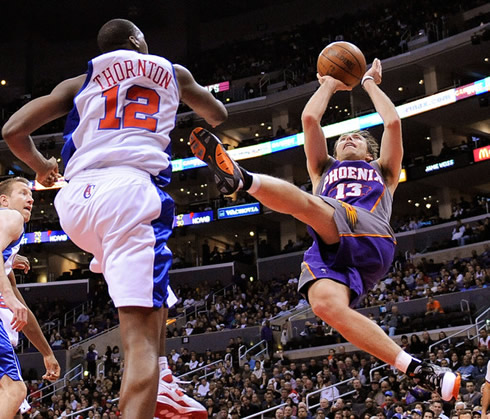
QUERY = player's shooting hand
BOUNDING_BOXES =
[3,291,28,332]
[13,254,30,274]
[364,58,382,84]
[42,354,61,382]
[317,74,352,92]
[36,157,61,188]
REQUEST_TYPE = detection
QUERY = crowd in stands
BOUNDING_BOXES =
[2,0,488,133]
[17,239,489,355]
[360,246,490,311]
[22,322,489,418]
[392,197,489,234]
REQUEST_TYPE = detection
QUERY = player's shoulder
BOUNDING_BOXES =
[0,209,24,239]
[0,208,23,224]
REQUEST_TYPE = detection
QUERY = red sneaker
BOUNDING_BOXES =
[154,369,207,419]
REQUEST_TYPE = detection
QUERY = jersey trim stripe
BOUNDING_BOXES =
[370,185,386,212]
[61,61,94,169]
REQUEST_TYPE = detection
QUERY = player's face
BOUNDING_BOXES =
[336,133,372,161]
[8,182,34,222]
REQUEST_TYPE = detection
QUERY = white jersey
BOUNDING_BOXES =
[0,231,22,347]
[62,49,180,186]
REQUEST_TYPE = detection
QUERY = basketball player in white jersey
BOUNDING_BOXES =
[2,19,227,418]
[0,177,60,418]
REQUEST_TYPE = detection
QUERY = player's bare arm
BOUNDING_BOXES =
[7,270,60,381]
[361,59,403,194]
[0,210,28,331]
[13,254,30,274]
[482,375,490,418]
[174,64,227,127]
[2,75,86,187]
[301,75,351,189]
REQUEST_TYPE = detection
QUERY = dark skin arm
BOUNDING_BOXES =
[174,64,227,127]
[1,75,85,187]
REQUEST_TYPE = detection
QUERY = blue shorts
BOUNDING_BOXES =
[0,319,22,381]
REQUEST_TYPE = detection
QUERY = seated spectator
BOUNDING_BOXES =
[477,329,489,353]
[462,381,482,408]
[452,220,466,246]
[457,355,477,383]
[425,296,444,316]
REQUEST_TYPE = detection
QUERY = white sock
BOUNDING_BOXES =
[248,174,261,194]
[159,356,168,370]
[394,350,413,373]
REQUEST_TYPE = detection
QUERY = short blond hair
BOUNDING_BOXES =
[0,177,30,196]
[333,130,379,161]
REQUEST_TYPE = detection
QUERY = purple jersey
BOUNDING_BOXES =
[320,159,387,213]
[299,158,396,306]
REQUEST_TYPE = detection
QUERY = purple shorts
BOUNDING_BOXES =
[299,227,395,307]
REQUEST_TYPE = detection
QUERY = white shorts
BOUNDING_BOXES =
[54,167,174,308]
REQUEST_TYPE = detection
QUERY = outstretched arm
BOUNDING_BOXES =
[8,271,61,381]
[361,59,403,194]
[2,75,85,187]
[174,64,228,128]
[301,75,351,189]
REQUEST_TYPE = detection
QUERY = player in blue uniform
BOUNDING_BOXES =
[0,177,60,417]
[190,58,460,401]
[2,19,226,419]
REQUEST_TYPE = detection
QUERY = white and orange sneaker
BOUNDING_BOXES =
[154,369,207,419]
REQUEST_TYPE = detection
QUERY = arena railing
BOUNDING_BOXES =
[70,324,120,349]
[27,363,83,404]
[67,397,120,418]
[176,358,224,381]
[239,339,268,366]
[63,300,93,327]
[242,402,288,419]
[305,376,358,411]
[428,306,490,354]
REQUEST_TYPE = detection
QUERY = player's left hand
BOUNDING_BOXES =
[13,254,30,274]
[36,157,61,188]
[363,58,382,84]
[42,354,61,382]
[317,74,352,92]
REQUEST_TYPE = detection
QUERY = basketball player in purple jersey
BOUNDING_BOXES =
[189,58,460,401]
[2,19,226,419]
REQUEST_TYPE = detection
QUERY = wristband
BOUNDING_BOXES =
[361,75,374,87]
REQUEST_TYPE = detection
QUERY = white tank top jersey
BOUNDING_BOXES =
[62,49,180,186]
[0,233,22,346]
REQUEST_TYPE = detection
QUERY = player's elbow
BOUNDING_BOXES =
[1,118,23,143]
[301,112,321,128]
[206,105,228,127]
[384,116,401,131]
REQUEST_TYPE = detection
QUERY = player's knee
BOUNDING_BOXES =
[310,297,345,326]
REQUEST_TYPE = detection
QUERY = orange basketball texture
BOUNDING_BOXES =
[317,42,367,87]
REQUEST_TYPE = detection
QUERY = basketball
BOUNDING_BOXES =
[317,41,367,88]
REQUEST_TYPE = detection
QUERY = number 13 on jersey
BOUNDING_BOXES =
[98,84,160,132]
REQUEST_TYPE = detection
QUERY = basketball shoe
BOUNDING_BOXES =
[189,127,245,195]
[410,362,460,401]
[154,369,207,419]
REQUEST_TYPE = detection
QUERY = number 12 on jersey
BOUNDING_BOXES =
[98,85,160,132]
